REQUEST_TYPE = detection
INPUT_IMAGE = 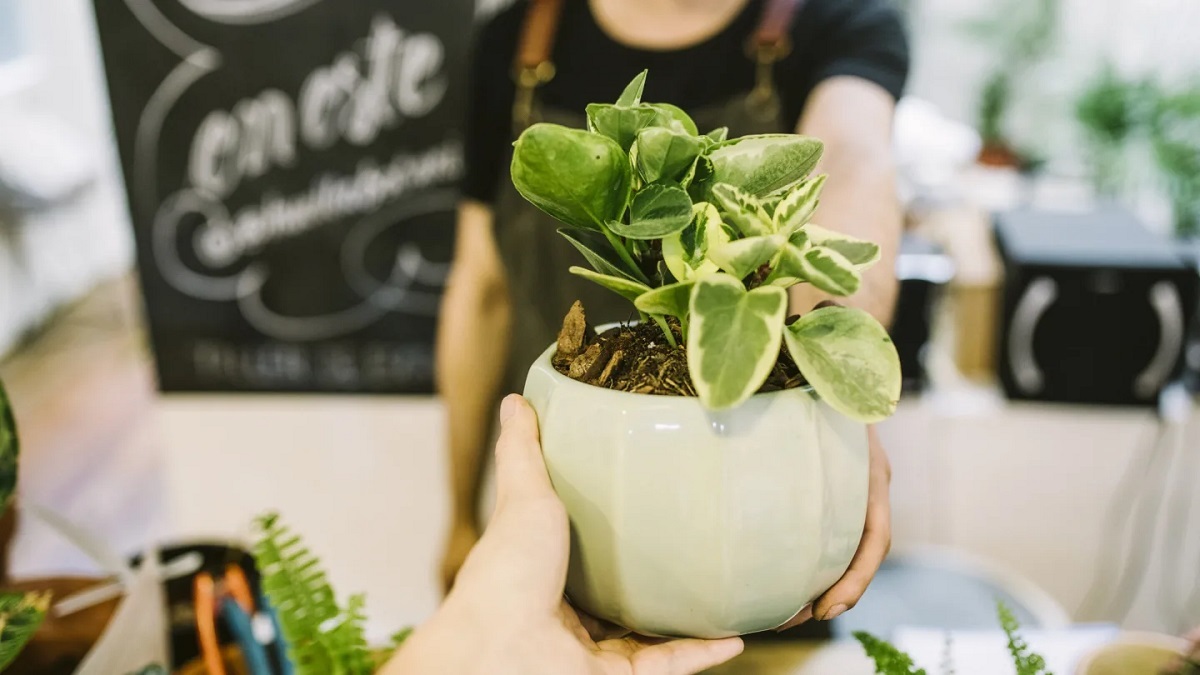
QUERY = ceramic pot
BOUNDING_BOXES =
[523,342,869,639]
[1074,632,1191,675]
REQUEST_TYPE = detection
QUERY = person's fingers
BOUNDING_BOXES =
[598,636,744,675]
[774,603,813,632]
[493,394,554,506]
[813,431,891,621]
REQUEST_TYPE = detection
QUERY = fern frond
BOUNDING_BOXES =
[253,513,374,675]
[997,601,1052,675]
[0,591,49,671]
[854,631,928,675]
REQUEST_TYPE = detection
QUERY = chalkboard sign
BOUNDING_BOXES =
[92,0,471,392]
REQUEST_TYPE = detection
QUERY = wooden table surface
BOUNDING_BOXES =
[702,640,875,674]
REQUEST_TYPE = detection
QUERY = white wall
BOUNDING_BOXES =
[0,0,134,356]
[905,0,1200,170]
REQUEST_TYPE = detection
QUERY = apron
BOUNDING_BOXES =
[494,1,797,395]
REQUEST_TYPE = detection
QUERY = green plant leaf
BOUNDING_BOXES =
[710,183,774,236]
[616,70,647,106]
[558,228,643,281]
[705,127,729,144]
[254,513,375,675]
[798,245,862,296]
[773,174,827,233]
[783,306,901,423]
[854,631,928,675]
[569,266,652,303]
[609,184,693,239]
[763,242,806,288]
[635,127,704,184]
[0,379,17,516]
[0,592,48,671]
[647,102,699,135]
[708,134,824,197]
[512,123,631,229]
[805,225,881,268]
[708,235,785,279]
[788,226,810,248]
[998,601,1053,675]
[688,273,787,409]
[657,259,676,285]
[587,103,664,152]
[634,280,695,318]
[662,202,726,282]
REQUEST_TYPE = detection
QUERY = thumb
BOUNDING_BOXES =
[494,395,554,505]
[629,637,745,675]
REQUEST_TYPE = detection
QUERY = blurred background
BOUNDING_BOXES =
[0,0,1198,672]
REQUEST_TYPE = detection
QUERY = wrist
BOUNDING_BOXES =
[384,599,496,675]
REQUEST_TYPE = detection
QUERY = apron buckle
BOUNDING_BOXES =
[512,61,558,132]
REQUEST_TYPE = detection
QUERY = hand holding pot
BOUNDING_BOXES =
[384,395,744,675]
[1161,625,1200,674]
[778,426,892,629]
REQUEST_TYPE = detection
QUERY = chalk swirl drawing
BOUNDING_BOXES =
[124,0,456,341]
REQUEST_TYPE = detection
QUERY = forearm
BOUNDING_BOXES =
[436,274,512,526]
[789,150,901,325]
[436,202,513,527]
[792,77,902,327]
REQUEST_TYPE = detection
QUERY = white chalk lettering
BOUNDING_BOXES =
[187,14,449,196]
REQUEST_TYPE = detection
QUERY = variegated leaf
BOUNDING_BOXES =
[708,134,824,197]
[804,225,881,268]
[763,242,806,288]
[569,266,652,303]
[773,174,827,234]
[662,202,726,282]
[634,280,695,318]
[688,274,788,410]
[708,235,786,279]
[710,183,773,237]
[783,306,901,423]
[798,245,862,296]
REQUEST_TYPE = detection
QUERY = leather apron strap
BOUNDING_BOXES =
[512,0,564,131]
[511,0,808,128]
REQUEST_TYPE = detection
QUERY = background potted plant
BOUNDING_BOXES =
[510,72,902,638]
[965,0,1058,171]
[0,382,46,672]
[1074,66,1148,199]
[1149,85,1200,239]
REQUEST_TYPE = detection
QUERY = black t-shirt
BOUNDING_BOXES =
[464,0,910,204]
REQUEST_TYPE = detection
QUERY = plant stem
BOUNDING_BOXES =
[602,226,649,283]
[651,315,677,348]
[678,315,689,343]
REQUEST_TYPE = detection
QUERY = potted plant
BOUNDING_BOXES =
[1074,66,1147,198]
[965,0,1058,171]
[0,380,50,672]
[1149,85,1200,239]
[510,71,901,638]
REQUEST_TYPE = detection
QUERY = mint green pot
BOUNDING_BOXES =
[523,342,870,639]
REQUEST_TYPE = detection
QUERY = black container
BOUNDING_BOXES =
[892,234,954,394]
[994,209,1199,405]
